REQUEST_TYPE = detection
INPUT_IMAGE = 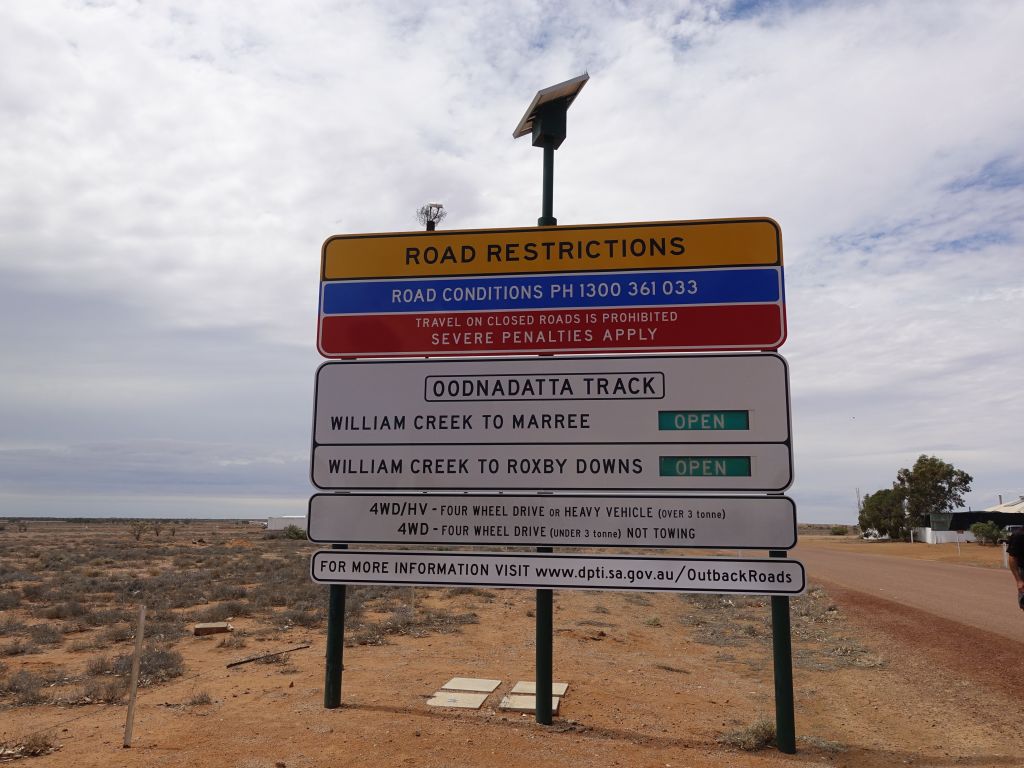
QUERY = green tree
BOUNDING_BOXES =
[857,488,906,539]
[895,455,973,529]
[969,520,1003,546]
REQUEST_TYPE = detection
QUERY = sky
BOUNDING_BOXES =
[1,0,1021,524]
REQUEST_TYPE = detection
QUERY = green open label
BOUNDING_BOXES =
[658,410,749,431]
[659,456,752,477]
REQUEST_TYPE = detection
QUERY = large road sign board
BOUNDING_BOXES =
[313,353,791,445]
[310,354,793,492]
[318,218,785,357]
[307,493,798,549]
[310,550,806,596]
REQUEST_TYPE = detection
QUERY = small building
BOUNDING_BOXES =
[266,515,307,532]
[915,496,1024,544]
[985,495,1024,515]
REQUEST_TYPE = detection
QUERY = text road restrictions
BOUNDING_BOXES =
[313,353,790,445]
[310,550,806,596]
[306,493,798,549]
[318,218,785,357]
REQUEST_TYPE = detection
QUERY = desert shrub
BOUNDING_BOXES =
[283,525,307,540]
[88,645,185,685]
[120,645,184,684]
[249,585,292,610]
[8,731,57,757]
[86,654,112,676]
[0,589,21,610]
[20,583,54,601]
[444,587,496,600]
[79,676,128,703]
[84,607,132,627]
[217,634,246,649]
[188,690,212,705]
[281,607,324,627]
[719,718,776,750]
[145,613,187,642]
[37,600,88,620]
[342,584,396,621]
[1,639,39,657]
[128,520,150,541]
[0,616,26,636]
[1,670,46,705]
[28,624,64,646]
[830,525,848,536]
[194,600,251,623]
[96,624,135,646]
[209,583,247,601]
[347,605,478,647]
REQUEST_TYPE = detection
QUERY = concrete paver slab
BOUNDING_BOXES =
[427,691,489,709]
[498,694,561,714]
[510,681,568,696]
[441,677,502,693]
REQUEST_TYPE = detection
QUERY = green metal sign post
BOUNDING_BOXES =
[324,543,347,709]
[770,549,796,752]
[513,73,589,725]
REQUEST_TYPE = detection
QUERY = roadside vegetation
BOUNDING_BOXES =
[0,520,481,712]
[969,520,1006,545]
[857,454,973,540]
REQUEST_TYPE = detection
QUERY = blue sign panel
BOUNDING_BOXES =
[322,267,782,316]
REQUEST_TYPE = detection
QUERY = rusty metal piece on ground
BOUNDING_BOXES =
[226,644,311,668]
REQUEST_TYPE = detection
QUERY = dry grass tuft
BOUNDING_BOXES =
[799,734,847,753]
[718,718,776,750]
[0,730,58,758]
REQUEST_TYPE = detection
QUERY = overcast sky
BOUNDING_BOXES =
[1,0,1021,524]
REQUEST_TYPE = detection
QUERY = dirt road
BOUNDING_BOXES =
[795,541,1024,642]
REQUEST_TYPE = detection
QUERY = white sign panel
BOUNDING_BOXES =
[313,353,790,445]
[310,550,805,596]
[311,443,792,491]
[307,493,797,549]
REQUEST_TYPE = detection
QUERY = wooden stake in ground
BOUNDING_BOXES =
[123,604,146,748]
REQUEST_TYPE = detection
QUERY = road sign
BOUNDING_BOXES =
[318,218,785,357]
[311,443,792,491]
[307,493,798,549]
[313,353,791,445]
[310,550,806,596]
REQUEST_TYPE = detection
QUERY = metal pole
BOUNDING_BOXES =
[535,140,555,723]
[769,550,796,753]
[324,542,347,708]
[538,146,556,226]
[536,546,553,724]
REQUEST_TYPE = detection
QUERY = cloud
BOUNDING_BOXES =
[1,0,1022,520]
